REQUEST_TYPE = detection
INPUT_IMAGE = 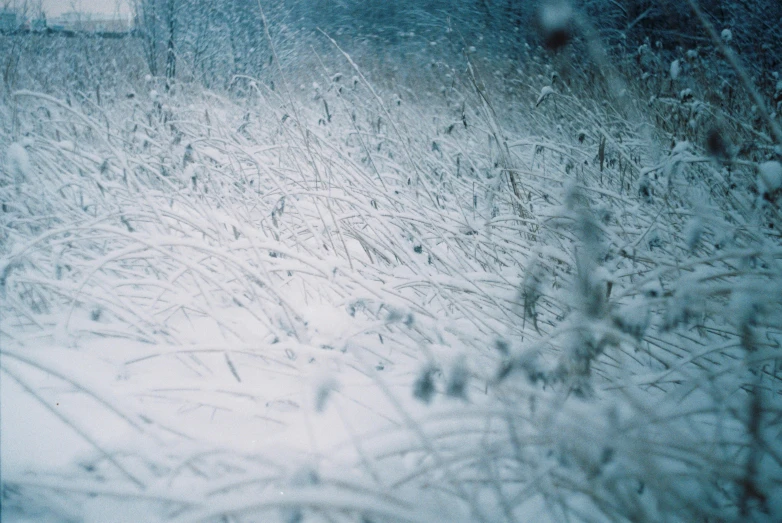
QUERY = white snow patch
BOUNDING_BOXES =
[6,142,31,184]
[670,59,681,80]
[535,85,556,107]
[0,364,94,474]
[758,160,782,194]
[672,140,690,155]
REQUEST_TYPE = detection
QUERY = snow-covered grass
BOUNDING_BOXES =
[2,26,782,522]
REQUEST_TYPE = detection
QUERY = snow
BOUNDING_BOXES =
[670,59,681,80]
[672,140,690,155]
[2,6,782,522]
[758,160,782,194]
[6,142,31,184]
[0,364,95,473]
[535,85,556,107]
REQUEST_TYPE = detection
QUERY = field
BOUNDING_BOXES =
[2,4,782,522]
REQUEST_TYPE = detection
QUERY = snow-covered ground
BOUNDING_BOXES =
[2,24,782,522]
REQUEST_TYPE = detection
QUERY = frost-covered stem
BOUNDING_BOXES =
[319,30,441,209]
[257,0,329,206]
